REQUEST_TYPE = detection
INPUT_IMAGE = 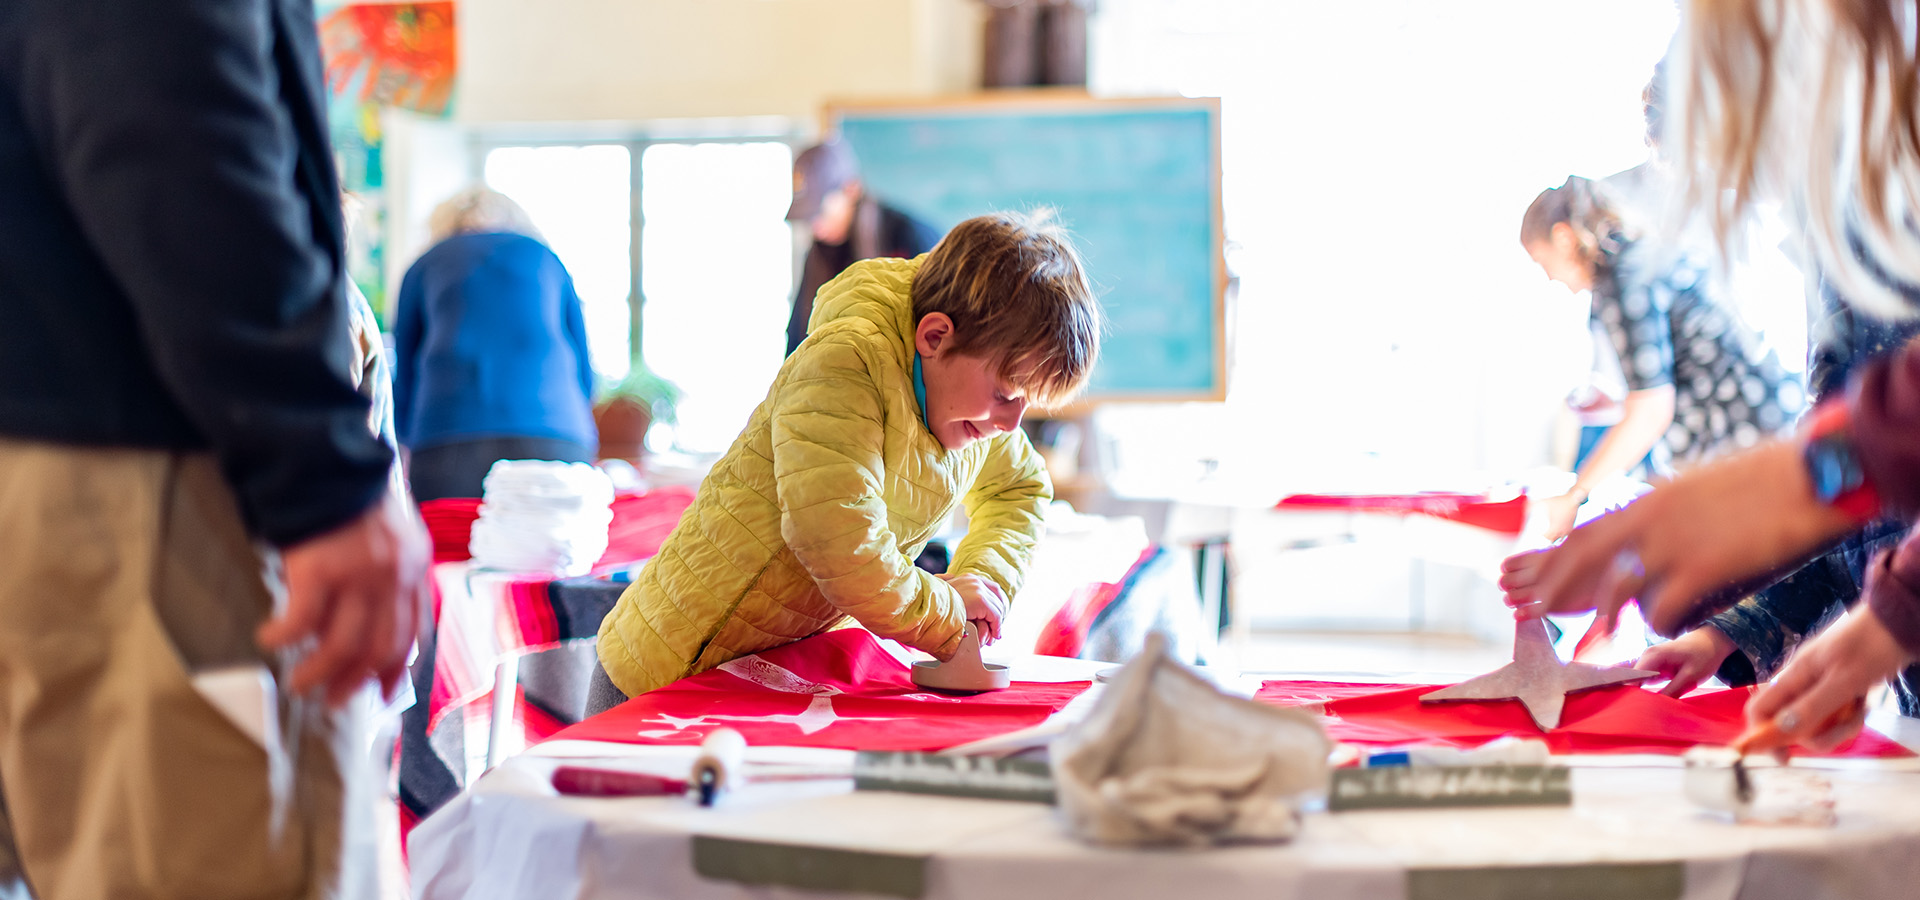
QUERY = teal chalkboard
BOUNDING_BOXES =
[831,94,1224,400]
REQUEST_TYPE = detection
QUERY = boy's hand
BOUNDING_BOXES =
[938,573,1006,644]
[1635,626,1737,698]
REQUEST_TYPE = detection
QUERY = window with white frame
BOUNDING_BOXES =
[640,141,794,453]
[481,139,795,454]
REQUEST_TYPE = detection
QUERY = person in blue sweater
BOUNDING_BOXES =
[393,187,600,500]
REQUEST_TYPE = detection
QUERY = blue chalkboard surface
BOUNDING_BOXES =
[832,95,1223,400]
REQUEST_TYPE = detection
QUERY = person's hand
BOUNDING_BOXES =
[1568,388,1621,416]
[938,573,1006,645]
[1500,499,1647,634]
[1745,608,1911,752]
[1502,442,1856,637]
[1635,627,1738,698]
[1539,491,1584,542]
[259,494,432,706]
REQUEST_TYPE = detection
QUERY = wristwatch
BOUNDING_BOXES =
[1802,402,1880,522]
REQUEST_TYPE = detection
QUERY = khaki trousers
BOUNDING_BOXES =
[0,439,350,899]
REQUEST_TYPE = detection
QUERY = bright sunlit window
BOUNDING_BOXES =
[640,141,795,453]
[483,144,634,384]
[1088,0,1690,488]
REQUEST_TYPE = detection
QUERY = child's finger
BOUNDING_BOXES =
[979,603,1003,641]
[1501,550,1544,575]
[1662,660,1713,698]
[1633,646,1682,679]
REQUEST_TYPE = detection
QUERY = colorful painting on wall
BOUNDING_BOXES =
[317,1,458,318]
[320,2,458,117]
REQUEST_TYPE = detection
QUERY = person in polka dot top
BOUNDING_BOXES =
[1521,175,1806,541]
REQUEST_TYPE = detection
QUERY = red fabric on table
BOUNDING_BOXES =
[1033,546,1159,658]
[1255,680,1913,758]
[416,487,697,798]
[596,486,695,570]
[419,498,483,562]
[1274,493,1528,535]
[547,629,1090,752]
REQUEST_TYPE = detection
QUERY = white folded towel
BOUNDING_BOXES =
[468,460,614,577]
[1052,632,1330,846]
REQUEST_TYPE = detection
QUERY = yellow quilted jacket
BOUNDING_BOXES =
[596,256,1053,696]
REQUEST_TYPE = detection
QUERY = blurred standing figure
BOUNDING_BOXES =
[784,139,943,355]
[0,1,432,898]
[393,187,600,501]
[1520,176,1805,539]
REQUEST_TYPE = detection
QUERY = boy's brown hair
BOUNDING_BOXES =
[911,209,1103,409]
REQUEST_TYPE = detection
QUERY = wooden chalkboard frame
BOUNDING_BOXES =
[822,90,1227,404]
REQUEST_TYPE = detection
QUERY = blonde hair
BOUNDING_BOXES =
[1520,176,1634,266]
[911,209,1104,409]
[427,186,542,244]
[1676,0,1920,318]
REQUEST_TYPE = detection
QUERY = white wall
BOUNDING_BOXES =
[456,0,983,126]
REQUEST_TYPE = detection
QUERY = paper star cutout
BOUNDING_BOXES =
[1420,618,1656,730]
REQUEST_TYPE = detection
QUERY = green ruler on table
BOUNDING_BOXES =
[1328,765,1572,811]
[852,751,1056,804]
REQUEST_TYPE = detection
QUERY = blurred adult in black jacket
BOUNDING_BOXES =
[0,1,429,896]
[783,139,943,355]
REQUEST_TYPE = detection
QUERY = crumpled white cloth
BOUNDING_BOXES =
[1052,633,1329,846]
[468,460,614,576]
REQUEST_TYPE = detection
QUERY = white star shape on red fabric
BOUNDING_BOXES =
[1420,618,1656,730]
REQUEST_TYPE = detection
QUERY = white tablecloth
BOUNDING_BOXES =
[410,659,1920,900]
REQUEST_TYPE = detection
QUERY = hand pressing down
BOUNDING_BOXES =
[938,572,1007,645]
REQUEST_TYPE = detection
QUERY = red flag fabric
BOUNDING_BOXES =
[1273,493,1528,535]
[547,629,1091,752]
[1256,680,1913,758]
[597,486,696,571]
[1033,547,1159,658]
[419,498,483,563]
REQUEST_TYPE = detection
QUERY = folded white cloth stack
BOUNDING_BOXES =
[468,460,615,577]
[1052,632,1330,846]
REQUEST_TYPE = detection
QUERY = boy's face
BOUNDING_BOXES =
[915,314,1030,451]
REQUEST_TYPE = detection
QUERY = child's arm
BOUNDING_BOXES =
[947,430,1053,607]
[772,340,969,659]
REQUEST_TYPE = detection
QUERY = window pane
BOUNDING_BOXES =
[483,144,634,383]
[640,142,794,453]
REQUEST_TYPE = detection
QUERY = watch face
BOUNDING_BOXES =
[1807,434,1865,503]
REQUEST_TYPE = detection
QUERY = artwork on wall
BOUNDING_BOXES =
[317,1,458,318]
[320,2,458,116]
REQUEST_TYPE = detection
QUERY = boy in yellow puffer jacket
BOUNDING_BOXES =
[592,210,1103,701]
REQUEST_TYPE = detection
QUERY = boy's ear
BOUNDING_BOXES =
[914,312,954,358]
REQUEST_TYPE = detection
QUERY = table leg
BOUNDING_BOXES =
[486,654,521,769]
